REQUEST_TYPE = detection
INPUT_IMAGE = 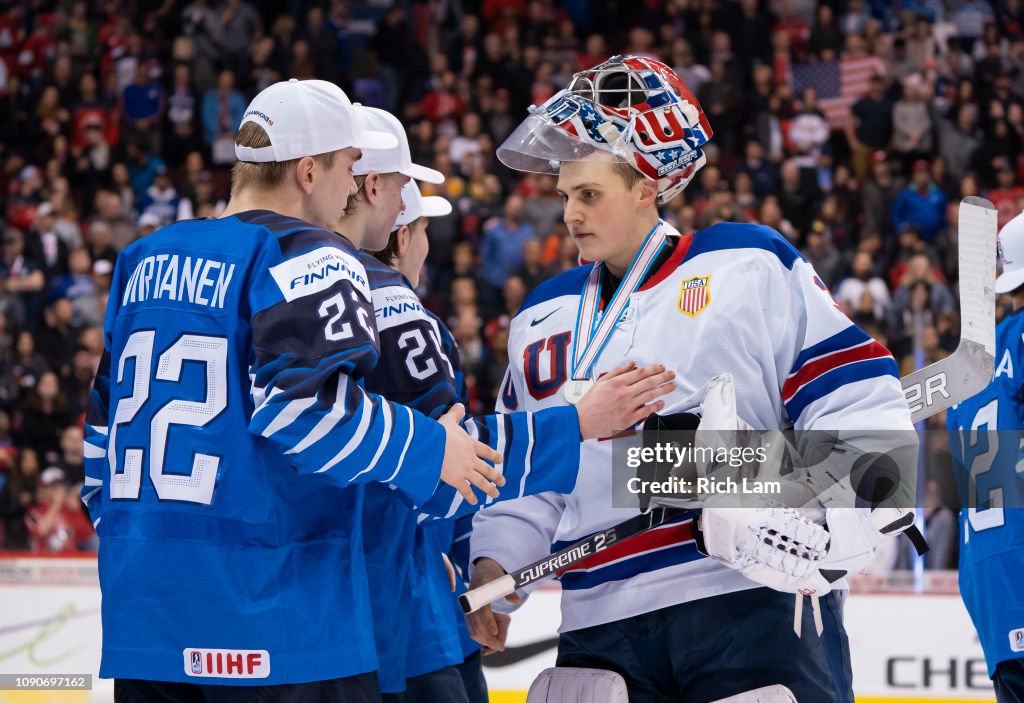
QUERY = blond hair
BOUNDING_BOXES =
[231,122,338,191]
[611,159,644,190]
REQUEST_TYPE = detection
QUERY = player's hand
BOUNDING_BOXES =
[576,362,676,440]
[466,557,521,654]
[439,403,504,505]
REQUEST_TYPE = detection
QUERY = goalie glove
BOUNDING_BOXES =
[694,494,832,597]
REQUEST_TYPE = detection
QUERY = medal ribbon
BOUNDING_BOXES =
[569,221,667,381]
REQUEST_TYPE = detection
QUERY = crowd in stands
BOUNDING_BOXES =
[0,0,1021,568]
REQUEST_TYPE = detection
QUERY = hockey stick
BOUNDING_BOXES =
[460,505,695,613]
[902,197,997,423]
[460,199,998,614]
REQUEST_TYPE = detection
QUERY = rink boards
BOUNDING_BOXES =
[0,556,995,703]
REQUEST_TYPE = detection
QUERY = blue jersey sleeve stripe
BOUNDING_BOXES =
[311,392,374,472]
[353,397,393,481]
[790,325,873,373]
[285,375,352,454]
[260,396,319,438]
[383,405,416,483]
[784,357,900,422]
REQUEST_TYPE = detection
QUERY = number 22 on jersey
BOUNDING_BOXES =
[108,330,228,506]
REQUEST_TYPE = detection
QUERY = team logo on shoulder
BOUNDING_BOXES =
[678,275,711,317]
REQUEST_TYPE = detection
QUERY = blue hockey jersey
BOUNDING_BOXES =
[947,308,1024,676]
[81,211,451,685]
[357,253,580,692]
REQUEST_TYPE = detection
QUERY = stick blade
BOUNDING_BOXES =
[958,197,997,357]
[901,198,997,423]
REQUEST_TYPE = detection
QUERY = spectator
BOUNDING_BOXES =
[938,103,982,181]
[25,466,94,553]
[56,425,84,486]
[892,74,935,174]
[1,446,36,548]
[29,202,71,279]
[93,189,137,251]
[303,6,341,86]
[776,159,819,243]
[847,75,893,180]
[0,228,45,331]
[989,165,1024,229]
[801,226,843,287]
[165,63,201,163]
[788,88,830,169]
[15,372,70,459]
[125,139,167,199]
[860,152,903,240]
[216,0,262,78]
[890,254,957,336]
[514,239,547,292]
[521,174,563,244]
[892,159,948,242]
[835,251,892,321]
[480,194,535,303]
[49,247,94,303]
[122,61,165,138]
[9,331,48,401]
[136,165,181,226]
[38,299,75,379]
[201,69,246,164]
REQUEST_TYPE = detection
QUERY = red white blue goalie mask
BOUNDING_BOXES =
[497,55,713,205]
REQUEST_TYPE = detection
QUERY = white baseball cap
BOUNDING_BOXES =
[235,79,397,163]
[352,106,444,183]
[996,210,1024,294]
[393,181,453,230]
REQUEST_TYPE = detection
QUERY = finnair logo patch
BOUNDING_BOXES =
[183,648,270,678]
[270,246,369,303]
[1011,628,1024,652]
[374,285,426,331]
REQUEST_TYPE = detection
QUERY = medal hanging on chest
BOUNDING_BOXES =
[563,221,668,405]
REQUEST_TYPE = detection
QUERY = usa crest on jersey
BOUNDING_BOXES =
[678,275,711,317]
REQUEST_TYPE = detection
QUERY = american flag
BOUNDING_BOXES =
[790,57,887,129]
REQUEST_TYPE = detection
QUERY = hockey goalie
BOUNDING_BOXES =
[465,55,921,703]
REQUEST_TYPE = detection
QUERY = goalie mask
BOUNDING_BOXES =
[497,55,713,205]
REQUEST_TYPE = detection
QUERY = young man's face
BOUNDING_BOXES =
[402,217,430,288]
[310,147,361,229]
[363,171,411,251]
[556,155,651,268]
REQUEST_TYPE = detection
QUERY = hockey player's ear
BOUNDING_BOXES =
[635,176,658,210]
[296,156,317,193]
[362,172,380,204]
[395,225,412,256]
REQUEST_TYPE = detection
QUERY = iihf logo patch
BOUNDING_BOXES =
[678,275,711,317]
[1011,628,1024,652]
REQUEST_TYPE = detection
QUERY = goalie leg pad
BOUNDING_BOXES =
[525,667,629,703]
[710,684,798,703]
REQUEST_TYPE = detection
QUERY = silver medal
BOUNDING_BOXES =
[563,378,595,405]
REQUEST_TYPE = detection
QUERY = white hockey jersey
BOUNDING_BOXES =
[471,221,914,633]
